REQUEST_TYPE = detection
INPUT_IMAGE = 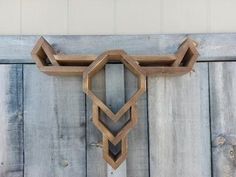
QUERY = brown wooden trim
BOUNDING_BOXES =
[54,54,177,66]
[32,36,198,76]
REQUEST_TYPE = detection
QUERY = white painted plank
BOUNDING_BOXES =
[0,1,21,34]
[148,63,211,177]
[105,64,127,177]
[125,69,149,177]
[209,62,236,177]
[68,0,114,34]
[210,0,236,32]
[115,0,161,34]
[24,65,86,177]
[161,0,208,33]
[21,0,67,34]
[0,65,23,177]
[1,34,236,63]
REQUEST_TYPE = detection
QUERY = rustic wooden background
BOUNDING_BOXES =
[0,34,235,177]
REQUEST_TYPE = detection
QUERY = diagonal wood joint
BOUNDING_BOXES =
[31,36,199,169]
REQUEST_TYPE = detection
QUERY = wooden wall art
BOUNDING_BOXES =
[31,36,199,169]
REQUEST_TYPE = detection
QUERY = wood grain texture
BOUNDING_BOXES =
[148,63,211,177]
[0,1,21,34]
[23,65,86,177]
[105,64,127,176]
[209,62,236,177]
[125,69,149,177]
[86,68,107,177]
[0,65,23,177]
[1,34,236,63]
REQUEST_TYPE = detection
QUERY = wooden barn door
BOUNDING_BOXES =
[1,35,236,177]
[0,63,211,177]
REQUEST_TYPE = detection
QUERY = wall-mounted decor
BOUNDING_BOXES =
[31,37,198,169]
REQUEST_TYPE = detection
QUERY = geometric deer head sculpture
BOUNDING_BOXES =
[31,37,198,169]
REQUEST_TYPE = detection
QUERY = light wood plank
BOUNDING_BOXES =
[209,62,236,177]
[0,65,23,177]
[148,63,211,177]
[24,65,86,177]
[1,34,236,63]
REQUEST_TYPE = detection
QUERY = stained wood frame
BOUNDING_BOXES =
[31,36,198,169]
[32,37,198,76]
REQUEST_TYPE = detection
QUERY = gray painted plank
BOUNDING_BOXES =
[24,65,86,177]
[0,65,23,177]
[209,62,236,177]
[105,64,127,176]
[148,63,211,177]
[1,34,236,63]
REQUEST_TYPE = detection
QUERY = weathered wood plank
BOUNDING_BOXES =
[0,64,23,177]
[1,34,236,63]
[148,63,211,177]
[125,69,149,177]
[86,68,107,177]
[209,62,236,177]
[24,65,86,177]
[105,64,127,176]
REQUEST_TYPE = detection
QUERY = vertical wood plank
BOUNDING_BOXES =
[24,65,86,177]
[105,64,127,177]
[86,64,149,177]
[209,62,236,177]
[125,69,149,177]
[0,65,23,177]
[86,69,107,177]
[148,63,211,177]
